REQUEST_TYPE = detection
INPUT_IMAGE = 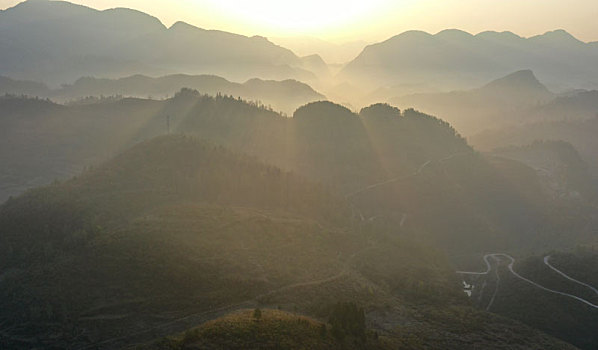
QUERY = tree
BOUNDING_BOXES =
[328,302,366,342]
[253,308,262,321]
[319,323,328,338]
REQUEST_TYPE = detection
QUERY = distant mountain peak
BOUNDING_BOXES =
[435,29,474,39]
[543,29,576,38]
[386,30,433,43]
[531,29,583,44]
[503,69,536,80]
[481,70,553,97]
[22,0,50,4]
[476,30,523,41]
[169,21,201,31]
[486,70,539,86]
[6,0,94,16]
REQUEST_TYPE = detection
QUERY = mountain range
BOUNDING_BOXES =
[341,29,598,93]
[0,0,315,85]
[389,70,598,134]
[5,1,598,99]
[0,74,325,114]
[2,1,598,349]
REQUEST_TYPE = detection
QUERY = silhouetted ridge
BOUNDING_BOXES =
[168,21,200,31]
[388,30,434,42]
[531,29,584,45]
[475,30,524,44]
[359,103,400,119]
[0,1,308,84]
[342,28,597,92]
[391,70,556,134]
[293,101,355,121]
[0,75,50,96]
[482,69,551,94]
[46,74,324,114]
[435,29,475,40]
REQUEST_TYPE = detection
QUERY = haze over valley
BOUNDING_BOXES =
[1,1,598,349]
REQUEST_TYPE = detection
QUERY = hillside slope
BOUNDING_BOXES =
[390,70,559,134]
[470,116,598,176]
[491,141,596,201]
[0,136,580,350]
[463,249,598,350]
[0,73,325,115]
[2,93,597,257]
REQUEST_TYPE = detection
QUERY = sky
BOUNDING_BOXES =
[1,0,598,43]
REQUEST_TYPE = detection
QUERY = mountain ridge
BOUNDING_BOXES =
[0,0,315,85]
[342,28,598,92]
[0,73,326,114]
[390,70,557,134]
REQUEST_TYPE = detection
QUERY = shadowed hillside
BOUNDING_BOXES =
[491,141,597,201]
[0,135,580,350]
[389,70,558,134]
[1,1,598,349]
[463,249,598,350]
[0,73,325,114]
[470,116,598,176]
[2,92,597,258]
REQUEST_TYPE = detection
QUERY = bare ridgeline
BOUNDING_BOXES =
[0,1,597,349]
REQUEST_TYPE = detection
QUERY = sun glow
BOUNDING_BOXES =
[199,0,401,36]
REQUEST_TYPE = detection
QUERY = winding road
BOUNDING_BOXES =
[457,253,598,310]
[544,256,598,296]
[76,243,375,350]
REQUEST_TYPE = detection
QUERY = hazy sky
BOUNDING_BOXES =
[1,0,598,43]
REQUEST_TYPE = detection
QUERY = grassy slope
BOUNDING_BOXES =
[138,307,577,350]
[138,309,386,350]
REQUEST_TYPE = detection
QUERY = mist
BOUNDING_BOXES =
[1,1,597,350]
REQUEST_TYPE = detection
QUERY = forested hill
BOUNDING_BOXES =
[164,94,472,191]
[3,91,597,258]
[491,140,597,201]
[0,135,347,271]
[0,74,326,115]
[0,135,357,348]
[0,92,471,202]
[389,70,556,134]
[0,135,580,350]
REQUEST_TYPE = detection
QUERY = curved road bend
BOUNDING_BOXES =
[544,256,598,295]
[456,254,499,310]
[458,254,598,309]
[77,243,375,350]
